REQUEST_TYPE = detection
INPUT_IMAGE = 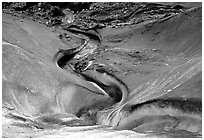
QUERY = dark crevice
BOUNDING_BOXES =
[64,25,101,42]
[54,48,80,68]
[7,114,27,122]
[129,98,202,114]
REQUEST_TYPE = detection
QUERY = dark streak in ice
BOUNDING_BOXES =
[129,98,202,114]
